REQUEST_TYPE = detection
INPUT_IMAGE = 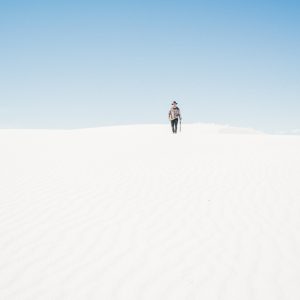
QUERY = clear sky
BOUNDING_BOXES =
[1,0,299,133]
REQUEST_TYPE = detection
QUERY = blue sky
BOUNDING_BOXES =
[1,0,299,133]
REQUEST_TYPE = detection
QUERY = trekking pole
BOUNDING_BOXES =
[180,119,181,132]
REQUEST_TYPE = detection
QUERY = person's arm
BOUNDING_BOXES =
[168,109,171,120]
[178,108,182,120]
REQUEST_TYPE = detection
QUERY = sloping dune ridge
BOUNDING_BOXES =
[0,124,300,300]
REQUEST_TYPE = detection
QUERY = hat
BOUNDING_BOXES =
[172,101,178,105]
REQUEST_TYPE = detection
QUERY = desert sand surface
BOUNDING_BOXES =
[1,124,299,299]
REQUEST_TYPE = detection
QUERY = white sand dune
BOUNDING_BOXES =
[0,124,300,300]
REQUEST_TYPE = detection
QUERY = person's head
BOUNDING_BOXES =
[172,101,178,107]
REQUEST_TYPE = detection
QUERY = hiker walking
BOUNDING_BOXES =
[168,101,182,133]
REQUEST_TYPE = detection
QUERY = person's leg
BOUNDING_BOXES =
[171,120,175,133]
[174,118,178,133]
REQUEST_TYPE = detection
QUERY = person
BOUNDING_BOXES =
[168,101,182,133]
